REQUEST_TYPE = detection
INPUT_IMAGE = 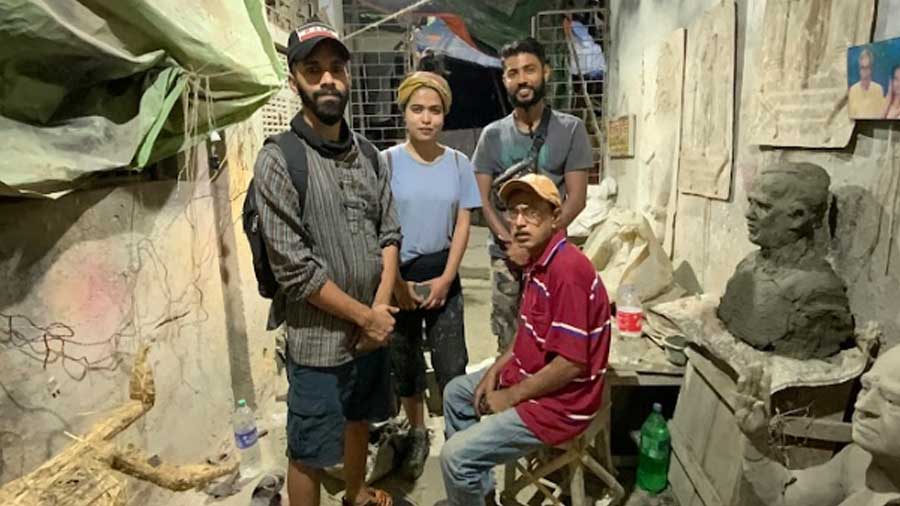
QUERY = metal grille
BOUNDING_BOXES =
[260,52,302,138]
[343,0,412,150]
[533,7,608,181]
[265,0,312,33]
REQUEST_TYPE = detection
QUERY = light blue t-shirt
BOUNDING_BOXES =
[382,144,482,264]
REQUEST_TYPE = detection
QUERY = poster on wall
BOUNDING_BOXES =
[848,37,900,120]
[639,28,685,257]
[678,0,735,201]
[749,0,875,147]
[608,115,635,158]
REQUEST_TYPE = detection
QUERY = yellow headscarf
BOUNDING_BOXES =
[396,71,452,113]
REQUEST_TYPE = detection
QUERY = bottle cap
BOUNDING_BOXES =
[652,402,662,413]
[237,399,247,408]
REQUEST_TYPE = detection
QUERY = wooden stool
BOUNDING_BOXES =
[501,385,624,506]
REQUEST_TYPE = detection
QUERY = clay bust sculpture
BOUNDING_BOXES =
[717,162,854,359]
[736,346,900,506]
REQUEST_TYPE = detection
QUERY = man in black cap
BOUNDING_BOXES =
[253,20,402,506]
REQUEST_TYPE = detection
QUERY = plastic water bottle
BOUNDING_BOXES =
[636,403,671,494]
[233,399,262,477]
[616,283,643,338]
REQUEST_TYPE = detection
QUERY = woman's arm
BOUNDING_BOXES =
[421,208,471,309]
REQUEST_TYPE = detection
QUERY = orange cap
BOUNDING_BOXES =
[499,174,561,208]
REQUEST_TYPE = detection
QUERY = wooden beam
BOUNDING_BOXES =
[780,418,852,443]
[669,422,726,506]
[684,347,738,411]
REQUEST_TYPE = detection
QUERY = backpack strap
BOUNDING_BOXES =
[265,131,309,214]
[526,105,552,169]
[354,132,381,176]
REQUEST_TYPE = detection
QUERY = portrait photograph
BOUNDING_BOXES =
[848,37,900,120]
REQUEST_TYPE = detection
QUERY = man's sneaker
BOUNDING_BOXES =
[402,427,430,480]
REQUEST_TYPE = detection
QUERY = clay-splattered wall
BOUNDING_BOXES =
[0,122,279,495]
[608,0,900,348]
[224,115,286,404]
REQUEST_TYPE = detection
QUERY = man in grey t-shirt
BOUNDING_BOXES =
[473,37,593,353]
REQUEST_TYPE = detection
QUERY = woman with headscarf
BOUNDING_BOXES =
[884,65,900,119]
[382,70,481,480]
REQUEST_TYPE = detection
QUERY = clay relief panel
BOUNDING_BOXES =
[749,0,875,148]
[678,1,735,201]
[639,28,685,254]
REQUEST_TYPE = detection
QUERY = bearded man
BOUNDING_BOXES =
[252,21,403,506]
[472,37,593,353]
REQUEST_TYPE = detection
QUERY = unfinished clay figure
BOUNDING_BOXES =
[736,347,900,506]
[717,162,853,359]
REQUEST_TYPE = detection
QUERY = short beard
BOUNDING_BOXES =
[508,78,547,109]
[298,86,348,126]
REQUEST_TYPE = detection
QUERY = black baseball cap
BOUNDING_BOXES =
[287,21,350,68]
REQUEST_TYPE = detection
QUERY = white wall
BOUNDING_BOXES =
[0,136,283,499]
[0,179,234,485]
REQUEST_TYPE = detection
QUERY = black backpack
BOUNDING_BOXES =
[242,130,380,299]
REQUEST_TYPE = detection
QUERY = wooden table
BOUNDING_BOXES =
[608,332,685,386]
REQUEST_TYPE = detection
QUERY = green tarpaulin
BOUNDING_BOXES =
[438,0,547,54]
[0,0,284,197]
[354,0,548,54]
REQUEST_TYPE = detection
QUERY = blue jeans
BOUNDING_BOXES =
[440,368,544,506]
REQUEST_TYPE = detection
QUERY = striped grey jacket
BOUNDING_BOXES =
[253,136,401,367]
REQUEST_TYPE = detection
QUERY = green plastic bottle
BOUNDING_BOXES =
[636,402,671,494]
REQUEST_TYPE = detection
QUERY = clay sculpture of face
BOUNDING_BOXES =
[744,162,830,249]
[718,161,854,359]
[853,345,900,459]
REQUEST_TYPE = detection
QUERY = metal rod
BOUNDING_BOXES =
[535,8,609,18]
[563,19,604,169]
[343,0,435,41]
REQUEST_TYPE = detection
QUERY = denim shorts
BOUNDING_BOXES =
[286,347,393,468]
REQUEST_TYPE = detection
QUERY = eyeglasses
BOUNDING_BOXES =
[504,206,544,224]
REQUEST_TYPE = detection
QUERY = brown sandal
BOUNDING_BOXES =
[342,488,393,506]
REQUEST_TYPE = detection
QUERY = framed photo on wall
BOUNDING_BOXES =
[848,37,900,120]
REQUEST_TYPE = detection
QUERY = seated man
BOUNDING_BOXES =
[439,174,612,506]
[736,345,900,506]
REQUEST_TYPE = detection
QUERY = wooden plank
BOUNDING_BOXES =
[672,358,744,505]
[669,455,701,506]
[608,370,685,386]
[684,347,738,411]
[773,381,854,420]
[670,422,725,506]
[672,363,719,459]
[671,363,697,430]
[703,395,744,504]
[780,418,852,443]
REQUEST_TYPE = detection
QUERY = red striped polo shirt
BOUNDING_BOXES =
[499,231,612,446]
